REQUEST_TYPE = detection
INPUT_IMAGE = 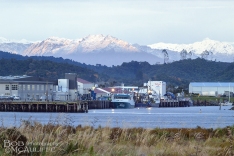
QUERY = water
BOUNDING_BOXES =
[1,106,234,129]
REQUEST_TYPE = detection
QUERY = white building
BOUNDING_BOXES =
[189,82,234,96]
[0,75,55,101]
[144,81,166,98]
[0,73,97,101]
[54,74,95,101]
[77,78,95,95]
[57,79,69,92]
[53,79,70,101]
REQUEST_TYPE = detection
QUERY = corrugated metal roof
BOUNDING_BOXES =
[94,87,132,94]
[0,75,31,80]
[94,88,110,94]
[77,78,92,84]
[190,82,234,87]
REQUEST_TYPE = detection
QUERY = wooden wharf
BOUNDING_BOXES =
[86,100,111,109]
[159,99,190,107]
[0,101,88,113]
[0,99,191,112]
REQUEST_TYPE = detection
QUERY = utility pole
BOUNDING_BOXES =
[46,81,48,101]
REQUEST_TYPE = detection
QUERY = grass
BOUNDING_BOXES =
[189,95,234,106]
[0,119,234,156]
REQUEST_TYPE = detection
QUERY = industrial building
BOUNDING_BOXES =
[0,73,96,101]
[54,73,77,101]
[1,73,168,102]
[77,78,95,95]
[0,75,55,101]
[189,82,234,96]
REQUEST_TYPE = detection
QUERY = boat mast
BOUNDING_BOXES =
[121,83,124,94]
[229,83,230,102]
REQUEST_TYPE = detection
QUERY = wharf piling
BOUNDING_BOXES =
[86,100,111,109]
[0,101,88,113]
[0,99,191,112]
[159,99,190,107]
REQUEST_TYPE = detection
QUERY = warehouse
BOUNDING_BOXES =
[0,73,97,101]
[0,75,55,101]
[189,82,234,96]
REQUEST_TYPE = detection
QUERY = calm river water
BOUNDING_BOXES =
[1,106,234,129]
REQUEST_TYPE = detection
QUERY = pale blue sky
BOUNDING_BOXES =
[0,0,233,44]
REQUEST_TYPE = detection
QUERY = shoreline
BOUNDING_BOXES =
[0,122,234,155]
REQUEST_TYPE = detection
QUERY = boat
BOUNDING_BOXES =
[135,94,160,108]
[111,94,135,108]
[148,93,160,107]
[146,101,159,107]
[221,101,233,106]
[221,83,233,106]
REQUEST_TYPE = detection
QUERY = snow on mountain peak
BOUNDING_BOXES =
[148,38,234,55]
[76,34,139,52]
[22,34,139,56]
[23,37,81,56]
[0,37,36,54]
[0,37,11,43]
[2,35,234,65]
[202,37,212,41]
[43,36,79,45]
[0,37,36,44]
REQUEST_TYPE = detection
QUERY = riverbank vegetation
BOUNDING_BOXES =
[190,95,234,106]
[0,121,233,155]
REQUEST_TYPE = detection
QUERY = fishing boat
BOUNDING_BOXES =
[111,94,135,108]
[134,93,160,108]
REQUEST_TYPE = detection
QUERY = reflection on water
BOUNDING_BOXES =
[1,106,233,129]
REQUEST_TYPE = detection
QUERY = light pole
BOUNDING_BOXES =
[75,90,79,101]
[66,91,68,101]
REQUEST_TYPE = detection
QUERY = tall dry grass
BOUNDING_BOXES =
[0,119,233,156]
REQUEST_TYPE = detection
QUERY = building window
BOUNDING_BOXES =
[12,85,18,90]
[41,85,44,91]
[32,85,35,91]
[23,85,26,90]
[27,85,30,90]
[18,85,22,90]
[37,85,40,90]
[5,85,9,90]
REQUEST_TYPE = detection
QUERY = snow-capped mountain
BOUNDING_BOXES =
[77,35,139,52]
[23,34,139,56]
[148,38,234,55]
[21,35,160,65]
[23,37,80,56]
[0,37,36,44]
[0,35,234,65]
[148,38,234,63]
[0,37,36,54]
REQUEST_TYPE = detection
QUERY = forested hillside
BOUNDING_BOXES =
[1,51,234,89]
[0,58,108,82]
[88,59,232,87]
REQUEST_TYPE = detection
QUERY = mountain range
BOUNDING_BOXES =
[1,35,234,66]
